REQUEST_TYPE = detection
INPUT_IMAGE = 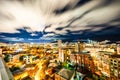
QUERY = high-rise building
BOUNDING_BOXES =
[95,51,110,77]
[58,40,63,62]
[117,45,120,55]
[75,43,79,53]
[70,53,95,73]
[75,42,81,53]
[110,55,120,79]
[58,40,62,48]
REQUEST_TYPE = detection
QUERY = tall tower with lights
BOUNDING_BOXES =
[117,44,120,55]
[75,41,80,53]
[58,40,63,62]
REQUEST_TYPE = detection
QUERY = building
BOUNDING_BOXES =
[110,55,120,79]
[24,56,33,64]
[95,51,110,77]
[55,68,74,80]
[75,43,79,53]
[58,41,75,62]
[70,53,95,74]
[117,45,120,55]
[58,40,62,61]
[0,49,2,57]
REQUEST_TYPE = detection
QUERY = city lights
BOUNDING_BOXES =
[0,0,120,80]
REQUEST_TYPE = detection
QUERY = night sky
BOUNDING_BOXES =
[0,0,120,43]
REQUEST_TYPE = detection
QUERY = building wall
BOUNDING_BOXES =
[110,57,120,79]
[58,40,62,62]
[55,74,66,80]
[70,53,95,73]
[117,46,120,55]
[95,52,110,77]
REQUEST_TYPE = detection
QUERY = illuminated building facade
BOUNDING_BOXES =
[25,56,33,64]
[110,55,120,79]
[117,45,120,55]
[70,53,95,73]
[58,40,63,62]
[75,43,79,53]
[96,51,110,77]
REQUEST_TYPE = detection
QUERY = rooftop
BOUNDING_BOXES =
[57,68,74,80]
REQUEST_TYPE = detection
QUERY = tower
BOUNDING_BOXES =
[58,40,63,62]
[117,45,120,55]
[75,42,80,53]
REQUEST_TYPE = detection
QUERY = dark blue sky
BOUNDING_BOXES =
[0,0,120,43]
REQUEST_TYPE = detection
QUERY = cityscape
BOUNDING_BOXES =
[0,0,120,80]
[0,40,120,80]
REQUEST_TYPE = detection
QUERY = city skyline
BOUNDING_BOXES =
[0,0,120,43]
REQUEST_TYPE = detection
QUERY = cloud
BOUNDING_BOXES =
[0,0,120,42]
[43,0,120,40]
[43,33,55,37]
[2,37,24,41]
[0,0,45,33]
[0,27,43,42]
[0,0,80,33]
[30,33,38,36]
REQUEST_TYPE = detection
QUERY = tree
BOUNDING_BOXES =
[21,76,32,80]
[4,54,11,62]
[9,65,20,72]
[92,74,99,80]
[19,55,26,61]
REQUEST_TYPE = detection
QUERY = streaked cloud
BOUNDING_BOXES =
[2,37,24,42]
[0,0,120,42]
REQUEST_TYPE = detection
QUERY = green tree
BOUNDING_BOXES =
[4,54,11,62]
[19,55,26,61]
[92,74,99,80]
[21,76,32,80]
[9,65,20,72]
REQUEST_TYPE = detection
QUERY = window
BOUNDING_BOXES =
[114,70,118,77]
[111,68,113,71]
[114,67,117,69]
[110,62,113,65]
[114,60,117,62]
[114,64,117,66]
